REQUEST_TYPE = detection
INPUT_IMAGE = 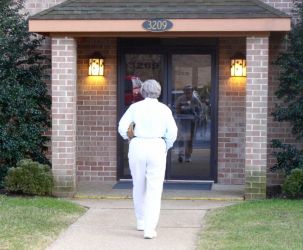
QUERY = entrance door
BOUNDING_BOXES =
[118,45,217,181]
[168,53,214,180]
[118,52,166,178]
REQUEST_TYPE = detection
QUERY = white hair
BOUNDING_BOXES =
[140,79,161,99]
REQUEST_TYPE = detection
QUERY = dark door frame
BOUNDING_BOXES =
[117,38,218,182]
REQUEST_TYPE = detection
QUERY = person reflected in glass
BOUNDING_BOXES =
[175,84,203,163]
[200,97,210,138]
[124,76,144,106]
[118,79,178,239]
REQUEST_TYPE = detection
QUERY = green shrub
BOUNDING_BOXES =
[282,168,303,198]
[0,0,51,186]
[271,140,303,175]
[270,2,303,176]
[4,159,54,196]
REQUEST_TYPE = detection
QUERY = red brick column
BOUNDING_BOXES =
[51,37,77,196]
[245,36,269,199]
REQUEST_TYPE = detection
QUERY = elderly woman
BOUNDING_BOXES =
[118,79,177,239]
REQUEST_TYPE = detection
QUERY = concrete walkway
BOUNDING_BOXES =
[47,199,236,250]
[75,182,245,201]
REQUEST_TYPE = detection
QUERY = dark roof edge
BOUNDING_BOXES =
[29,17,291,21]
[29,0,291,20]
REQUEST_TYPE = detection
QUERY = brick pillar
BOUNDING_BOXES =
[51,37,77,197]
[245,36,269,199]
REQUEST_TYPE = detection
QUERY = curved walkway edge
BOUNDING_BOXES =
[47,199,237,250]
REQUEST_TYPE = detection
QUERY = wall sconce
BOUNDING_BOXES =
[231,52,246,77]
[88,52,104,76]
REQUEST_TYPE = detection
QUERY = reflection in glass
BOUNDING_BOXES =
[120,53,212,180]
[171,54,212,179]
[123,54,164,176]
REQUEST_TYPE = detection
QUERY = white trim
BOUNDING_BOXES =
[29,18,291,33]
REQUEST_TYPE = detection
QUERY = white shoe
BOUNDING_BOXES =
[137,220,144,231]
[144,230,157,239]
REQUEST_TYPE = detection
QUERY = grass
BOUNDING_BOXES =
[198,199,303,250]
[0,195,86,250]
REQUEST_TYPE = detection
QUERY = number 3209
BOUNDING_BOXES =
[143,19,173,32]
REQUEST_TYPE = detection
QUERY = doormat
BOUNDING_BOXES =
[113,181,212,190]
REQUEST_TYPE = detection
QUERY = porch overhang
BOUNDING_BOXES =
[29,18,291,35]
[28,0,291,36]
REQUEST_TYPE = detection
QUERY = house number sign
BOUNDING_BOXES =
[142,19,173,32]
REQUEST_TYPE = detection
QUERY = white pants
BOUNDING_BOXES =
[128,137,167,232]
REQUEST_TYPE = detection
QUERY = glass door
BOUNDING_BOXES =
[168,54,213,180]
[118,45,217,181]
[119,53,165,177]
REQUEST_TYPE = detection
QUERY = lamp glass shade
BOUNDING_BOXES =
[231,57,246,77]
[89,58,104,76]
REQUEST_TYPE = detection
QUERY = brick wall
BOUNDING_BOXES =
[76,38,117,182]
[24,0,300,188]
[24,0,65,15]
[262,0,293,15]
[217,34,291,187]
[24,0,65,67]
[51,37,77,196]
[245,36,269,199]
[218,38,246,185]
